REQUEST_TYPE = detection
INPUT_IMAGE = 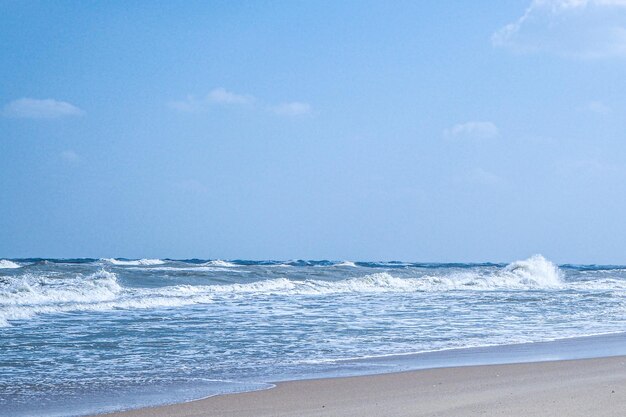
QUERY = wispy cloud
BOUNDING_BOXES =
[492,0,626,58]
[270,101,312,116]
[60,150,80,162]
[169,88,255,112]
[587,100,612,114]
[2,98,83,119]
[556,155,620,178]
[207,88,255,105]
[443,121,499,139]
[170,88,312,117]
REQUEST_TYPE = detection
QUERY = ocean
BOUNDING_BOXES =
[1,255,625,416]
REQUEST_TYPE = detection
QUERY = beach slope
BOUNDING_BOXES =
[97,356,626,417]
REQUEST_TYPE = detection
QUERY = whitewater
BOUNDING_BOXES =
[1,255,625,417]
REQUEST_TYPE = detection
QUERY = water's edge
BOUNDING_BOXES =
[90,331,626,417]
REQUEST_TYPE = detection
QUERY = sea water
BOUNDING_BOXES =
[1,255,625,416]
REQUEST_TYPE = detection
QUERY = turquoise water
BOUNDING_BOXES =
[1,255,625,416]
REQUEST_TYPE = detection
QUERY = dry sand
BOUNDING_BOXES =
[96,356,626,417]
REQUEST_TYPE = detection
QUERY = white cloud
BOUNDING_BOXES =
[270,101,312,116]
[443,121,499,139]
[493,0,626,58]
[168,96,202,112]
[587,100,611,113]
[207,88,254,105]
[170,88,313,118]
[60,150,80,162]
[169,88,255,112]
[2,98,83,119]
[556,156,620,177]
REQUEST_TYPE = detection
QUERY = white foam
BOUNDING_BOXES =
[570,278,626,291]
[139,266,237,272]
[503,254,563,288]
[1,270,122,306]
[400,255,562,291]
[0,260,21,269]
[103,258,166,266]
[0,270,215,327]
[2,255,612,328]
[196,256,565,296]
[203,260,237,267]
[336,261,357,267]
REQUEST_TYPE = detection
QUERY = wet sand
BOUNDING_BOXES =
[96,355,626,417]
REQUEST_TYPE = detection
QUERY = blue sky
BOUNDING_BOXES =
[2,0,626,263]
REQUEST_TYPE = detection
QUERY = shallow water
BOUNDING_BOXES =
[1,255,625,416]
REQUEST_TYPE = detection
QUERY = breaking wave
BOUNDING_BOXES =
[202,260,238,267]
[102,258,166,266]
[503,254,562,287]
[205,257,562,296]
[0,270,214,327]
[0,255,582,327]
[0,260,21,269]
[139,266,236,272]
[207,255,564,295]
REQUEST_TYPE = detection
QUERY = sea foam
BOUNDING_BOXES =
[503,254,562,287]
[0,270,214,327]
[202,260,238,267]
[0,260,21,269]
[0,255,577,327]
[196,255,565,296]
[102,258,166,266]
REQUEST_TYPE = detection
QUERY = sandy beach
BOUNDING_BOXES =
[96,355,626,417]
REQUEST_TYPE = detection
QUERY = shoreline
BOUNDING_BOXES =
[95,355,626,417]
[82,332,626,417]
[16,332,620,417]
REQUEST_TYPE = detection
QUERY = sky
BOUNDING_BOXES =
[2,0,626,263]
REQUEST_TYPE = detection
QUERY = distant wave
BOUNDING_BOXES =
[336,261,357,267]
[204,265,561,297]
[102,258,166,266]
[139,266,237,273]
[203,255,564,295]
[0,260,21,269]
[202,260,238,267]
[0,270,213,327]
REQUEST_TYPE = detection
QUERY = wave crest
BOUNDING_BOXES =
[102,258,166,266]
[1,270,121,306]
[0,260,21,269]
[0,255,566,327]
[202,260,237,267]
[503,254,562,288]
[0,270,215,327]
[201,256,564,296]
